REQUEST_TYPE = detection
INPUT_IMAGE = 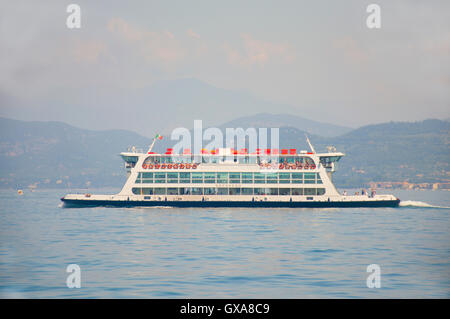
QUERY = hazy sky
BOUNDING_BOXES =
[1,1,449,135]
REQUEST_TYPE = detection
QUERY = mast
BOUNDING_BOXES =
[147,137,157,153]
[147,134,163,153]
[305,134,316,153]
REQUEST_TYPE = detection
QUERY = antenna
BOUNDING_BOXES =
[147,137,157,154]
[305,134,316,153]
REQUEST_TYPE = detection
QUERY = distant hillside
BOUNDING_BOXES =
[4,78,352,138]
[0,117,150,188]
[0,117,448,189]
[219,113,351,137]
[321,119,450,187]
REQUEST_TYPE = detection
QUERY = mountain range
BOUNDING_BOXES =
[0,115,448,189]
[2,78,353,138]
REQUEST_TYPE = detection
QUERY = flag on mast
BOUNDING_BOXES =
[147,134,163,153]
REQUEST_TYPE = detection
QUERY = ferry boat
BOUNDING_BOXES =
[61,137,400,208]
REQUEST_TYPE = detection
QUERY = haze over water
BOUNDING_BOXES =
[0,189,449,298]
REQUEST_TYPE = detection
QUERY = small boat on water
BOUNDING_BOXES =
[61,137,400,208]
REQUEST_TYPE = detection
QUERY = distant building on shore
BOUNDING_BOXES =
[368,181,450,190]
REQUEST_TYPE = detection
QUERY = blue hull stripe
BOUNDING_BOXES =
[61,198,400,208]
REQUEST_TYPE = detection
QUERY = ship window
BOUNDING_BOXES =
[317,188,325,195]
[229,173,240,183]
[279,188,290,195]
[154,188,166,195]
[191,187,203,195]
[266,173,278,184]
[217,173,228,184]
[242,173,253,183]
[179,172,190,183]
[292,172,303,184]
[203,187,216,195]
[248,156,258,164]
[304,172,315,184]
[254,173,265,184]
[141,172,153,183]
[191,172,203,178]
[167,188,178,195]
[292,173,303,179]
[304,188,316,195]
[253,188,263,195]
[279,172,290,184]
[266,188,278,195]
[217,188,228,195]
[132,188,141,195]
[192,172,203,183]
[204,172,216,183]
[142,188,153,195]
[291,188,303,195]
[279,173,290,179]
[241,188,253,195]
[154,173,166,183]
[229,188,240,195]
[167,172,178,183]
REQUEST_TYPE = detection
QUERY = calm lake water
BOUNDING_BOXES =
[0,188,449,298]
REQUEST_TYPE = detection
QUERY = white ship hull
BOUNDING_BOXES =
[61,142,401,208]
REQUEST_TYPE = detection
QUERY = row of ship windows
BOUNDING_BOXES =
[135,172,322,184]
[132,187,326,196]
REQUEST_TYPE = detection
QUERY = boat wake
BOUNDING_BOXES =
[399,200,450,209]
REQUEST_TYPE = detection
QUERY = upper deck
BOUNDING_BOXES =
[121,147,344,171]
